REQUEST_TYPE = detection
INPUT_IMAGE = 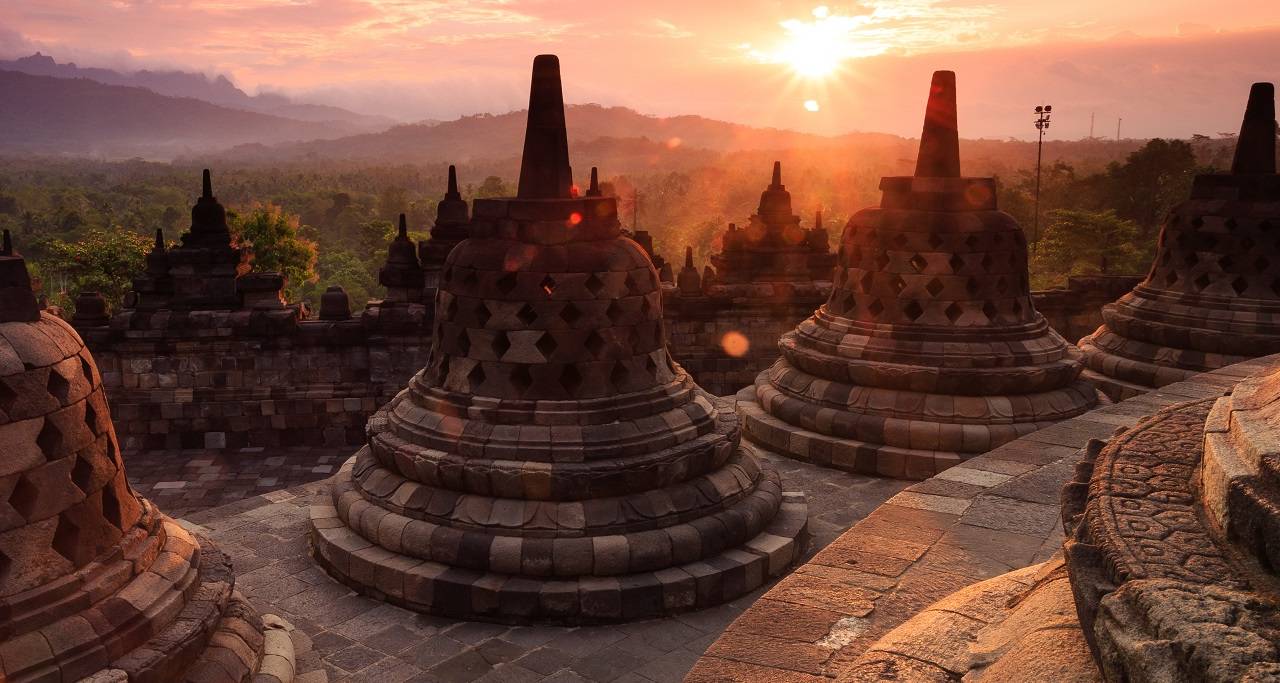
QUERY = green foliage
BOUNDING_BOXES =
[1029,209,1151,289]
[229,203,319,301]
[0,136,1225,313]
[472,176,509,198]
[1000,138,1217,287]
[30,227,153,316]
[297,250,378,312]
[1097,139,1199,236]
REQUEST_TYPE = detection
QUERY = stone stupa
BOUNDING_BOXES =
[420,165,471,295]
[0,232,294,683]
[309,55,808,623]
[709,161,835,285]
[737,71,1099,480]
[1079,82,1280,400]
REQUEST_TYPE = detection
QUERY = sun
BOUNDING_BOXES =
[778,7,847,78]
[752,5,883,81]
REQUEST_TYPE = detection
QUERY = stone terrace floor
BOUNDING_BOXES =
[125,447,909,682]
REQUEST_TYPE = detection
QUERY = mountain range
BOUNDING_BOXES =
[0,52,1159,177]
[2,53,392,131]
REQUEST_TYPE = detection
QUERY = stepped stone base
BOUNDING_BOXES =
[308,457,809,625]
[1078,331,1210,400]
[740,390,963,480]
[738,382,1100,481]
[1077,367,1164,403]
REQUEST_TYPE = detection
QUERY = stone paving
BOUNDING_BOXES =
[122,447,907,682]
[687,355,1280,681]
[126,447,349,517]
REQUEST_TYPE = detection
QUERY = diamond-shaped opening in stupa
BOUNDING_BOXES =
[46,369,71,405]
[535,332,557,360]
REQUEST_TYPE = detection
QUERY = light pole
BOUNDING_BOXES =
[1032,104,1052,251]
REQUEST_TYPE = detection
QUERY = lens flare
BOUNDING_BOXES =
[804,99,820,112]
[721,331,750,358]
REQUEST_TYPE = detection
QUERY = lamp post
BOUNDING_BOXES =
[1032,104,1052,251]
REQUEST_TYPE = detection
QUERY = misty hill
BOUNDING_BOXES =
[202,104,853,166]
[0,70,365,157]
[1,53,393,132]
[200,101,1169,182]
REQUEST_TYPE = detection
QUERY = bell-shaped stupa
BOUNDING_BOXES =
[1079,83,1280,400]
[0,233,293,682]
[420,165,471,294]
[737,71,1099,479]
[308,56,808,623]
[379,213,426,304]
[164,170,249,309]
[709,162,835,284]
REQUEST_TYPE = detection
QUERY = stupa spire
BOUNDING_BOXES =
[915,70,961,178]
[446,164,461,199]
[154,227,165,251]
[0,229,41,322]
[586,166,601,196]
[771,161,783,188]
[398,212,408,238]
[517,54,573,199]
[202,168,213,198]
[1231,82,1277,175]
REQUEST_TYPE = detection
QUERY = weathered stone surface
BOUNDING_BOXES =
[1061,358,1280,681]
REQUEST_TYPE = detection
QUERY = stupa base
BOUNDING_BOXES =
[737,379,1098,480]
[308,458,809,625]
[1078,333,1205,400]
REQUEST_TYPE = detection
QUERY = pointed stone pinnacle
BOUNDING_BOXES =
[517,54,574,199]
[915,70,961,178]
[154,228,164,250]
[685,246,695,269]
[398,213,408,237]
[202,169,213,199]
[587,167,601,197]
[1231,82,1277,175]
[771,161,783,188]
[447,165,461,198]
[815,210,823,229]
[1,229,10,256]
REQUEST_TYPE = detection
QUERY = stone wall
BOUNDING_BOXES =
[79,277,1135,451]
[1033,274,1143,343]
[662,283,830,396]
[80,313,430,451]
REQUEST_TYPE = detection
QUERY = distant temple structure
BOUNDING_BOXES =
[419,164,470,296]
[735,71,1099,479]
[1079,82,1280,400]
[308,54,808,623]
[74,172,432,451]
[0,233,294,683]
[710,162,835,284]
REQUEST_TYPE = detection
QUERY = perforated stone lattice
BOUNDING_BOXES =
[430,260,670,401]
[1079,85,1280,400]
[741,70,1097,480]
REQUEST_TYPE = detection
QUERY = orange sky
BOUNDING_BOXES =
[2,1,1278,139]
